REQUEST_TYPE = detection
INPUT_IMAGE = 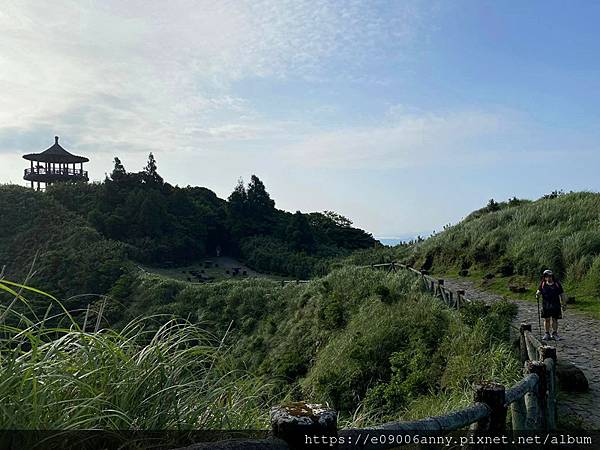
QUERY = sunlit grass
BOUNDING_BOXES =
[0,280,273,430]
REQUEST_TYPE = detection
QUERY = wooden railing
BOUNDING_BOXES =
[24,167,88,178]
[181,262,559,449]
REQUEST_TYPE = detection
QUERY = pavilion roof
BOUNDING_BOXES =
[23,136,89,163]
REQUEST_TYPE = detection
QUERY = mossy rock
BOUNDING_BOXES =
[507,275,530,293]
[556,361,589,392]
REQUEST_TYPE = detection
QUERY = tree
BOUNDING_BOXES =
[111,157,127,181]
[322,211,352,228]
[143,153,163,184]
[245,175,275,235]
[227,179,249,238]
[287,211,315,252]
[486,198,500,212]
[247,175,275,211]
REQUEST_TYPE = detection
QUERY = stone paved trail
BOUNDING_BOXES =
[443,278,600,429]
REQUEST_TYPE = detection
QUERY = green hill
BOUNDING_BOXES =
[46,155,376,278]
[404,191,600,315]
[0,184,128,311]
[0,176,521,431]
[85,266,521,424]
[0,153,377,303]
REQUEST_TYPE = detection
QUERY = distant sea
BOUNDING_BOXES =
[376,232,432,247]
[377,238,406,247]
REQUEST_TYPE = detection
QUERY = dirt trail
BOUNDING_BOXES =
[443,278,600,429]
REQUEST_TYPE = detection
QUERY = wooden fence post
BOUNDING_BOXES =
[456,289,465,309]
[271,402,337,450]
[436,279,444,299]
[519,323,532,363]
[524,361,546,430]
[456,289,465,310]
[472,382,507,431]
[510,396,529,431]
[540,346,557,430]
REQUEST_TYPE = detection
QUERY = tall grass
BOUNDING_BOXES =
[0,281,272,430]
[0,267,521,434]
[405,192,600,312]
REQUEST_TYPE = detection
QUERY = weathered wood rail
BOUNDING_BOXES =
[357,261,473,309]
[177,263,560,449]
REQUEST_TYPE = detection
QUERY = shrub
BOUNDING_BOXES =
[375,285,392,303]
[497,256,515,277]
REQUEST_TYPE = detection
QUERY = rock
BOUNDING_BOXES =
[271,402,337,449]
[508,284,527,293]
[556,361,589,392]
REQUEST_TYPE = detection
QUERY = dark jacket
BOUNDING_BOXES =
[538,280,563,318]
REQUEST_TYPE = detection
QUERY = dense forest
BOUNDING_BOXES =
[0,154,376,304]
[52,155,376,272]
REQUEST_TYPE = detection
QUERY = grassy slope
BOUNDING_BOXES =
[0,185,522,429]
[107,266,520,426]
[0,185,128,310]
[405,192,600,318]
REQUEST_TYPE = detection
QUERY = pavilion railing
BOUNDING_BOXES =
[24,167,88,178]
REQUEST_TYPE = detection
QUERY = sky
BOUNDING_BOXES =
[1,1,600,238]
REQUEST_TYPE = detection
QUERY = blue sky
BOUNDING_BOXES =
[1,1,599,237]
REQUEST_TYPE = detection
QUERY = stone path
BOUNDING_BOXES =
[443,278,600,429]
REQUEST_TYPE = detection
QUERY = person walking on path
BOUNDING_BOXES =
[535,269,567,341]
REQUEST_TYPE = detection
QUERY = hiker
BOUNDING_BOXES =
[535,269,566,341]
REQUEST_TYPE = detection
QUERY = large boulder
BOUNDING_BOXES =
[556,361,589,392]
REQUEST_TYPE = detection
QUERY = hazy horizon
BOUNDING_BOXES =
[2,1,600,237]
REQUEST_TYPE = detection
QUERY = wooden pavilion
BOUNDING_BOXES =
[23,136,89,190]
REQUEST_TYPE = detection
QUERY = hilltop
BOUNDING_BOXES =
[394,191,600,316]
[0,154,376,303]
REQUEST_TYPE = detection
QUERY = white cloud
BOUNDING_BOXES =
[282,109,511,169]
[0,0,426,161]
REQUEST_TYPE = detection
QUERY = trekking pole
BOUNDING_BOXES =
[536,293,542,339]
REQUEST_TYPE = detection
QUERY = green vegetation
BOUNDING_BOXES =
[1,228,520,432]
[0,184,128,305]
[0,281,272,433]
[404,191,600,316]
[103,266,519,426]
[5,171,553,432]
[0,155,376,303]
[45,156,375,279]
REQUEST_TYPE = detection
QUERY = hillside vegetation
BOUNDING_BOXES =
[0,154,376,303]
[403,192,600,315]
[104,266,519,425]
[46,155,375,279]
[0,173,523,432]
[0,184,128,309]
